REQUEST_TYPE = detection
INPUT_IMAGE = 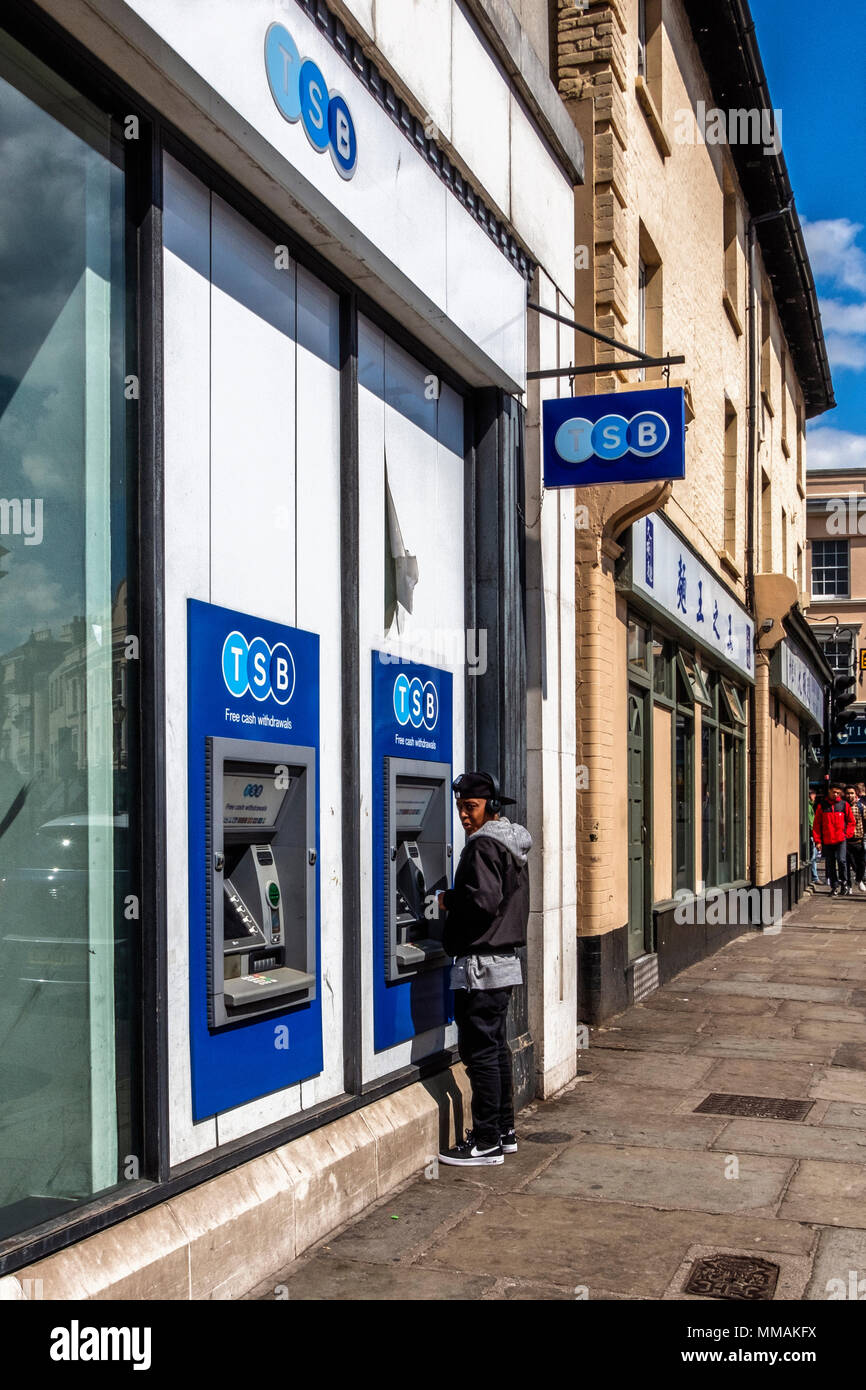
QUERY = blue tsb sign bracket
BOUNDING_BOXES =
[543,387,686,487]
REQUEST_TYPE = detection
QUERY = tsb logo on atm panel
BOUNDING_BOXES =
[265,23,358,179]
[393,674,438,731]
[222,631,296,706]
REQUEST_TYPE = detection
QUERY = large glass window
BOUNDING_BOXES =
[811,540,850,599]
[0,30,138,1239]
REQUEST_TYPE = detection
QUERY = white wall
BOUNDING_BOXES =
[162,154,344,1161]
[357,316,464,1079]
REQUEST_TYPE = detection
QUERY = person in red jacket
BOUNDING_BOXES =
[813,787,855,896]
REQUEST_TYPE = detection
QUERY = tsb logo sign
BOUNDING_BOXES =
[393,674,438,731]
[222,631,296,706]
[554,411,670,465]
[265,23,358,180]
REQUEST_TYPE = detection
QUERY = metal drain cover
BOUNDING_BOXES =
[523,1130,571,1145]
[685,1254,779,1301]
[694,1093,813,1121]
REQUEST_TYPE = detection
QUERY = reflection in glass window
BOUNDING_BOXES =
[0,29,138,1240]
[628,618,648,671]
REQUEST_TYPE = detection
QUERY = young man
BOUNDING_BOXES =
[844,786,866,892]
[437,771,531,1167]
[813,787,855,897]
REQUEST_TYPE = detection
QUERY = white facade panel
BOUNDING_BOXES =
[450,3,511,217]
[357,317,463,1082]
[209,195,297,624]
[162,154,218,1162]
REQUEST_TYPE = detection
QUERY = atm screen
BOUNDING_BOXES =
[223,766,298,832]
[394,783,435,832]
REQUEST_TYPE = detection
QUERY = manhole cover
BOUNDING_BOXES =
[684,1254,779,1301]
[524,1130,571,1145]
[693,1093,813,1121]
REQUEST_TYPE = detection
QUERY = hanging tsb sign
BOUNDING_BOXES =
[265,22,358,180]
[543,387,686,487]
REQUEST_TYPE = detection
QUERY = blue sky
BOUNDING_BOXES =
[750,0,866,469]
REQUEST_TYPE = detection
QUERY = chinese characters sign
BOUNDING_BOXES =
[778,640,824,730]
[632,513,754,682]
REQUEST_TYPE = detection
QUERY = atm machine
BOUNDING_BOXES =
[207,736,317,1029]
[384,757,451,981]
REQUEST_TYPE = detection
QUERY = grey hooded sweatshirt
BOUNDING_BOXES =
[441,817,533,957]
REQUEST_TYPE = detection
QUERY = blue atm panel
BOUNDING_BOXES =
[372,654,453,1051]
[188,600,323,1120]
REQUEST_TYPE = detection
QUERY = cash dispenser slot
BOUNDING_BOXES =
[384,757,451,982]
[207,737,317,1029]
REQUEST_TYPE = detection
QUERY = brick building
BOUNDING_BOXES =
[551,0,834,1020]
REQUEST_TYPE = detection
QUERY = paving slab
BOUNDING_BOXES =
[576,1050,714,1090]
[805,1228,866,1299]
[710,1119,866,1163]
[526,1142,792,1216]
[529,1081,706,1127]
[318,1180,479,1265]
[833,1044,866,1070]
[260,1254,496,1300]
[823,1101,866,1129]
[809,1068,866,1103]
[697,981,849,1003]
[588,1036,692,1055]
[566,1112,726,1151]
[696,1016,796,1039]
[698,1058,821,1098]
[776,1001,866,1022]
[688,1038,835,1063]
[422,1195,815,1298]
[779,1161,866,1229]
[796,1019,866,1043]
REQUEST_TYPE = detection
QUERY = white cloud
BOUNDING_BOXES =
[806,427,866,471]
[802,218,866,294]
[820,299,866,335]
[824,332,866,370]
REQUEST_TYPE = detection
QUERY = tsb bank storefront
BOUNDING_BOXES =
[0,0,582,1294]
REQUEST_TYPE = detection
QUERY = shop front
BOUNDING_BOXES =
[618,512,755,995]
[0,0,582,1294]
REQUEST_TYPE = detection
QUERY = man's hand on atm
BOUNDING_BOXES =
[437,891,447,913]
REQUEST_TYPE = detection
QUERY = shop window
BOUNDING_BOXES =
[0,27,140,1239]
[720,678,747,726]
[628,616,649,671]
[652,636,673,699]
[677,650,712,706]
[675,712,693,891]
[811,540,849,599]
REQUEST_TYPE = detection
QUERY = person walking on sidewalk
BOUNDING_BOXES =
[808,789,820,888]
[845,786,866,892]
[813,787,855,896]
[437,771,531,1168]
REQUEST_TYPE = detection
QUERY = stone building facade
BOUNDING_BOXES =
[552,0,834,1020]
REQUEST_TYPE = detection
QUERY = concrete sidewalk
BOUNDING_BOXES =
[252,891,866,1301]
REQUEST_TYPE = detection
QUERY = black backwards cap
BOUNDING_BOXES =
[451,771,516,806]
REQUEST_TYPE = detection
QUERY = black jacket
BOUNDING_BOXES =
[441,819,531,957]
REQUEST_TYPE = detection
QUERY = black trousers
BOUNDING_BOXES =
[454,987,514,1150]
[824,840,847,891]
[847,838,866,886]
